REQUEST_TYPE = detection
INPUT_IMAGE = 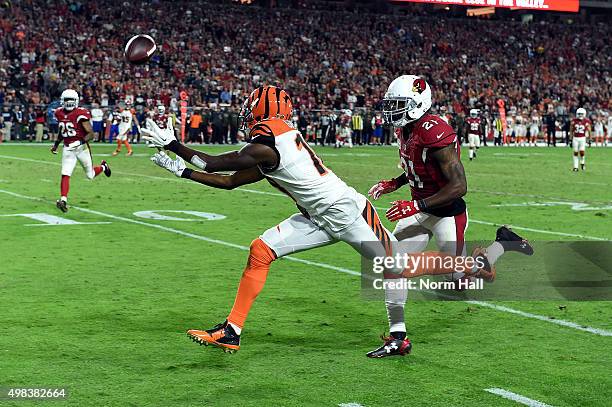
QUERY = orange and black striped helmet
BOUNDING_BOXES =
[239,85,293,130]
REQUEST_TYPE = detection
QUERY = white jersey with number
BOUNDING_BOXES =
[118,110,133,135]
[249,119,352,217]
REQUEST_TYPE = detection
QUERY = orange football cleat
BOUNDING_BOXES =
[187,320,240,353]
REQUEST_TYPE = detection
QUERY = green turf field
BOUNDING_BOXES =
[0,143,610,406]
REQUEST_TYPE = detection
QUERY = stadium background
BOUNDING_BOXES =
[1,1,611,406]
[0,0,610,146]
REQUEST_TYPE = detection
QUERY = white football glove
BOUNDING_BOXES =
[141,117,175,148]
[150,151,186,177]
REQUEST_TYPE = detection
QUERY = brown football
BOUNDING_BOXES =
[124,34,156,64]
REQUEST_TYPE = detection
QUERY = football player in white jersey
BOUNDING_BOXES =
[142,85,510,355]
[112,103,134,156]
[593,114,605,147]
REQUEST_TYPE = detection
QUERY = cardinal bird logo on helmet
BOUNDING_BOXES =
[412,78,426,94]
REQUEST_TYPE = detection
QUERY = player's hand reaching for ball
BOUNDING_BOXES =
[141,117,175,148]
[50,146,58,155]
[368,179,399,200]
[151,150,186,177]
[385,200,421,222]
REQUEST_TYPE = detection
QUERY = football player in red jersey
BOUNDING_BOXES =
[152,104,169,129]
[367,75,533,357]
[570,108,591,171]
[465,109,482,161]
[51,89,111,212]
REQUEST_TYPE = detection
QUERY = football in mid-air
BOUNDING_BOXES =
[124,34,156,64]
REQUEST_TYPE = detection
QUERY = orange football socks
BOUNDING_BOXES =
[124,140,132,154]
[227,238,276,332]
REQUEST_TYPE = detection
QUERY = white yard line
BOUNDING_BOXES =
[485,388,555,407]
[466,219,609,241]
[469,301,612,337]
[338,403,365,407]
[0,188,358,277]
[1,187,611,337]
[470,188,612,206]
[0,154,608,241]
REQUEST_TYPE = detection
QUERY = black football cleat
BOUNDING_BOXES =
[56,199,68,213]
[101,160,111,177]
[496,225,534,256]
[581,163,585,171]
[187,320,240,353]
[366,334,412,358]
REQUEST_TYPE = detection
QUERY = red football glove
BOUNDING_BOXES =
[368,179,398,200]
[386,200,421,222]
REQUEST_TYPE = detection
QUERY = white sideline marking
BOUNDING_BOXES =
[470,188,612,206]
[0,154,608,241]
[469,301,612,337]
[485,388,555,407]
[1,188,611,337]
[338,403,365,407]
[466,219,609,241]
[0,188,359,277]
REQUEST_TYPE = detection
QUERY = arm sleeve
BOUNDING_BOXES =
[421,120,458,148]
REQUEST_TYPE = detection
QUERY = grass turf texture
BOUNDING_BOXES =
[0,143,610,406]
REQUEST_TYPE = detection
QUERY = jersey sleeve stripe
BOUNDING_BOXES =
[76,115,89,123]
[423,133,456,146]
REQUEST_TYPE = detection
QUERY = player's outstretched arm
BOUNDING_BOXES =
[186,166,264,190]
[141,117,277,172]
[168,141,276,173]
[149,151,264,189]
[422,144,467,209]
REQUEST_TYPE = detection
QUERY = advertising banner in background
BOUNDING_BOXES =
[392,0,579,12]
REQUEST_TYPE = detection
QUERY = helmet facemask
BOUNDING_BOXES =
[238,98,256,132]
[62,97,78,111]
[382,97,419,127]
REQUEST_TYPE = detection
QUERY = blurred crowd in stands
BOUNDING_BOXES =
[0,0,610,145]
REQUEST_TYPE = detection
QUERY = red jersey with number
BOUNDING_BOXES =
[465,117,482,136]
[153,113,169,129]
[54,107,91,146]
[572,118,591,138]
[399,114,465,217]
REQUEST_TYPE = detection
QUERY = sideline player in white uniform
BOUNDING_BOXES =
[529,110,540,147]
[51,89,111,212]
[112,103,134,156]
[606,112,612,146]
[505,115,515,146]
[143,85,532,357]
[593,114,605,147]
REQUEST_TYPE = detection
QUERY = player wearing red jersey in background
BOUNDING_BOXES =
[465,108,482,161]
[570,107,591,171]
[152,104,169,129]
[51,89,111,212]
[367,75,533,357]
